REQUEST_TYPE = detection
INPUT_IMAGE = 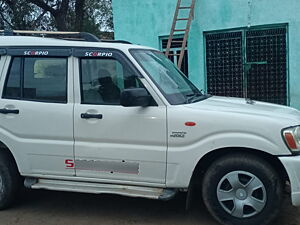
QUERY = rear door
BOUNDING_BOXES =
[0,48,75,176]
[73,49,167,184]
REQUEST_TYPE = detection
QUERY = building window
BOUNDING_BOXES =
[161,37,189,77]
[205,26,287,105]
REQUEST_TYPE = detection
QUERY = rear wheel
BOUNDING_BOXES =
[202,153,283,225]
[0,151,21,209]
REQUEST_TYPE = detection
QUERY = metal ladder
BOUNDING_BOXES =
[165,0,196,70]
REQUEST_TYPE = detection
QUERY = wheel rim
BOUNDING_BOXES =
[217,171,267,218]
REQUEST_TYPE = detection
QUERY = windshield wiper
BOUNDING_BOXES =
[186,93,211,103]
[185,93,202,103]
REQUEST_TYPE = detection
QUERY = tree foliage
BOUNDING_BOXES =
[0,0,113,37]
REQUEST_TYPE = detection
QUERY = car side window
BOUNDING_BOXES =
[23,58,67,102]
[80,57,143,105]
[3,57,21,99]
[3,57,67,103]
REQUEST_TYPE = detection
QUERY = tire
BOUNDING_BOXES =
[202,153,283,225]
[0,151,21,209]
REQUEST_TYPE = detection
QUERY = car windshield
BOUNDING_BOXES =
[130,49,209,105]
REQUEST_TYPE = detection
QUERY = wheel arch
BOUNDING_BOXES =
[192,147,289,184]
[0,140,20,173]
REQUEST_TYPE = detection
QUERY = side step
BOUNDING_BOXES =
[24,178,177,201]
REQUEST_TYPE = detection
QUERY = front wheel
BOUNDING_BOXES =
[202,153,283,225]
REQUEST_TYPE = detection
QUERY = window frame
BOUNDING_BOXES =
[2,56,69,104]
[2,56,22,100]
[79,56,124,105]
[160,35,189,77]
[76,48,153,106]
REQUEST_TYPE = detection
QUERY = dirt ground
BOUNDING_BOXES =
[0,189,299,225]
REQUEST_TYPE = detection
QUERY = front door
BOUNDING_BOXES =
[73,49,167,184]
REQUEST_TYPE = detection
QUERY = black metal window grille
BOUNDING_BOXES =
[206,32,243,98]
[246,28,287,105]
[162,38,189,77]
[205,26,288,105]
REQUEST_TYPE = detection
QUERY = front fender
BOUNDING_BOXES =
[166,132,290,188]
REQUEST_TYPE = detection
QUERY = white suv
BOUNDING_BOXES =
[0,31,300,225]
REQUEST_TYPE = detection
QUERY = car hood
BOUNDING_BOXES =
[185,96,300,123]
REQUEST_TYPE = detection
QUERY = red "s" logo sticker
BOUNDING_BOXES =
[65,159,75,168]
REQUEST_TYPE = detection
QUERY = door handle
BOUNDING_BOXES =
[0,108,19,114]
[81,113,103,119]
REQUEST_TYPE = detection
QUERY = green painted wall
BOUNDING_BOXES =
[113,0,300,109]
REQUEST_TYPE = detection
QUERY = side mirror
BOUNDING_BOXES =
[120,88,151,107]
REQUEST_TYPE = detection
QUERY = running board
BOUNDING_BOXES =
[25,178,177,200]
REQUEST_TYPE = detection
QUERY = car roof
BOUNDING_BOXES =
[0,36,154,52]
